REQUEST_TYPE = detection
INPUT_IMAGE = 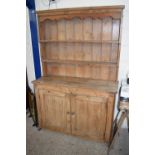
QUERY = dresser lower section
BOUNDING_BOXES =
[34,78,116,142]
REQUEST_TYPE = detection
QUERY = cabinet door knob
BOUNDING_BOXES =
[67,112,70,114]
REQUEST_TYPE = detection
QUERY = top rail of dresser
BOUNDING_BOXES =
[32,76,118,93]
[36,5,124,15]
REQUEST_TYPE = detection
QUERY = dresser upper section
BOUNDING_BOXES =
[37,6,124,82]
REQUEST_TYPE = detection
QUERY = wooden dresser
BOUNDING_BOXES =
[33,6,124,142]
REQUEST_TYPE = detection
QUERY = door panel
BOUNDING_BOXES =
[71,95,108,141]
[39,89,71,133]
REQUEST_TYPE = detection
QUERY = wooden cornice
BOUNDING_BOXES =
[37,5,125,22]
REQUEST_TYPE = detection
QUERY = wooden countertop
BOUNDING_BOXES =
[33,76,118,93]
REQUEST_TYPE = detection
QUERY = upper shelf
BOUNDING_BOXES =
[39,40,120,44]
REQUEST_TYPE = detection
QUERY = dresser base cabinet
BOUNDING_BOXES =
[33,76,117,142]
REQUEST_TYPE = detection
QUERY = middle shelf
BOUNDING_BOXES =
[42,59,118,65]
[39,40,120,44]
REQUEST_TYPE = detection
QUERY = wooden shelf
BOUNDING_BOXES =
[39,40,120,44]
[42,59,118,65]
[32,75,118,93]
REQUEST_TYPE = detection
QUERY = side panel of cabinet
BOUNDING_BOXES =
[37,88,71,133]
[104,94,115,142]
[71,95,108,141]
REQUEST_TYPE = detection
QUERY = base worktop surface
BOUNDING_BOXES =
[33,76,118,94]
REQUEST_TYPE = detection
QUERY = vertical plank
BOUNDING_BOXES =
[102,17,112,41]
[58,64,67,76]
[39,21,45,40]
[39,22,47,75]
[109,66,117,81]
[66,19,75,60]
[66,19,74,40]
[74,18,83,61]
[40,42,47,76]
[66,94,71,133]
[74,18,83,40]
[76,64,85,78]
[101,44,111,62]
[83,65,91,78]
[105,94,115,142]
[45,43,51,59]
[51,43,59,60]
[70,94,76,134]
[83,18,93,40]
[44,95,55,126]
[110,44,119,63]
[57,19,66,40]
[74,18,83,63]
[38,90,46,127]
[100,65,110,80]
[65,64,76,77]
[92,19,102,62]
[47,64,59,76]
[87,98,107,138]
[74,43,83,60]
[34,87,42,128]
[44,20,51,40]
[66,43,75,60]
[50,20,58,40]
[73,97,88,135]
[112,19,120,41]
[92,44,102,61]
[100,98,108,138]
[58,20,66,61]
[111,19,120,67]
[101,17,113,70]
[87,100,101,136]
[92,19,102,41]
[83,43,92,61]
[40,44,48,76]
[91,64,101,80]
[59,43,67,60]
[40,43,46,59]
[42,62,47,76]
[100,17,113,67]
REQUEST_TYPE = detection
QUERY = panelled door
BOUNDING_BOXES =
[70,94,108,141]
[38,89,71,133]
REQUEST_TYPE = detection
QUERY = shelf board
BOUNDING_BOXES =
[42,59,118,65]
[32,75,118,93]
[39,40,120,44]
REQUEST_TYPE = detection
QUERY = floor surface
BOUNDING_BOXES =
[26,114,128,155]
